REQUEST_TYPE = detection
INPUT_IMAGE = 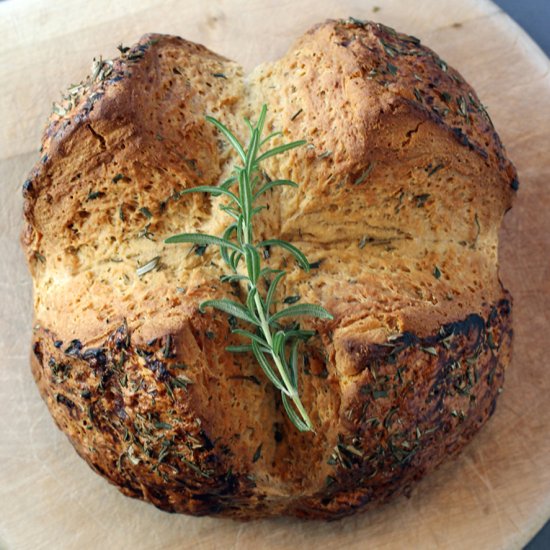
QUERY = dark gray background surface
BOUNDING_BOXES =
[492,1,549,549]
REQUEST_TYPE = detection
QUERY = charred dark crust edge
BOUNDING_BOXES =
[31,318,258,517]
[30,298,511,519]
[295,298,512,519]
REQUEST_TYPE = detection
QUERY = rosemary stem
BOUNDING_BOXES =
[252,290,314,431]
[288,388,315,432]
[241,192,313,430]
[252,292,290,389]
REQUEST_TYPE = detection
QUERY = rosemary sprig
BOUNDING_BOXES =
[165,104,333,432]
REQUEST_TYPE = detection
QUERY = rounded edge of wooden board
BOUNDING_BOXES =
[2,1,550,549]
[481,1,550,546]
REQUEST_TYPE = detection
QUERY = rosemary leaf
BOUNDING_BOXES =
[136,257,160,277]
[165,233,242,253]
[270,303,334,323]
[199,299,260,326]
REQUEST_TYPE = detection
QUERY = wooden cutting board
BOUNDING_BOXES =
[1,0,549,548]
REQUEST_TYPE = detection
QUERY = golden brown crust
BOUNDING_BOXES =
[22,19,517,519]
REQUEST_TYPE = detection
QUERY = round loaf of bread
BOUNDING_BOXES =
[22,19,517,519]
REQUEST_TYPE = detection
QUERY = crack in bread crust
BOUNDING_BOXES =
[22,20,517,519]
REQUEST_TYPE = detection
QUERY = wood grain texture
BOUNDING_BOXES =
[0,0,549,548]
